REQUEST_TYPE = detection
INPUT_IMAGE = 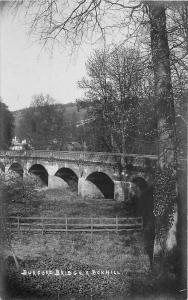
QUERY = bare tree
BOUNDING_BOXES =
[77,46,156,154]
[167,2,188,71]
[12,1,185,161]
[13,1,145,49]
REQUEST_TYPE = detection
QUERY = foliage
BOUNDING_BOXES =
[18,94,67,150]
[0,99,14,150]
[1,177,43,218]
[153,167,177,242]
[76,116,113,152]
[15,102,87,151]
[0,177,44,271]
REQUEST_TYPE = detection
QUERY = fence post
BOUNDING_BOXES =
[141,217,143,230]
[116,216,118,233]
[41,217,44,236]
[91,217,93,238]
[17,216,20,233]
[66,217,68,236]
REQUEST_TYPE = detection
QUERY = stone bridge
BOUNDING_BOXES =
[0,150,158,201]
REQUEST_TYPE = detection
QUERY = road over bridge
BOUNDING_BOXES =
[0,150,159,201]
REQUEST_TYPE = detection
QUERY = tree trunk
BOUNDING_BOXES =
[148,2,177,168]
[147,2,178,252]
[147,3,186,288]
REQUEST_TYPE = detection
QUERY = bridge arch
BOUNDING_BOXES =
[55,167,78,191]
[8,162,23,177]
[29,164,48,186]
[86,171,114,199]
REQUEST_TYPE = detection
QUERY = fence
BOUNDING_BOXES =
[6,216,143,235]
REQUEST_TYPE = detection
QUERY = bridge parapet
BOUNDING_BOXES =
[0,150,157,164]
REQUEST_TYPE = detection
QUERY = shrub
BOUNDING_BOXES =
[153,166,177,244]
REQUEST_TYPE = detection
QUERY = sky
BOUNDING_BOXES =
[0,3,103,111]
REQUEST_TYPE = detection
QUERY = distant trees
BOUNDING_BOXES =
[18,94,67,150]
[17,96,88,151]
[0,99,14,150]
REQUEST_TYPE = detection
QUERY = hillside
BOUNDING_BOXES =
[12,102,87,138]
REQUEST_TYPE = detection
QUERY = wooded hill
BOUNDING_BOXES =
[12,102,86,139]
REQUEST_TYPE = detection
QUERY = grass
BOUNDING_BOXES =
[39,188,132,218]
[9,187,149,273]
[11,231,149,271]
[7,229,150,298]
[3,185,183,298]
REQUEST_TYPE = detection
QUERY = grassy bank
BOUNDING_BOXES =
[36,188,133,218]
[5,231,149,298]
[2,185,183,298]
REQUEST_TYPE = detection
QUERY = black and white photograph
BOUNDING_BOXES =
[0,0,187,299]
